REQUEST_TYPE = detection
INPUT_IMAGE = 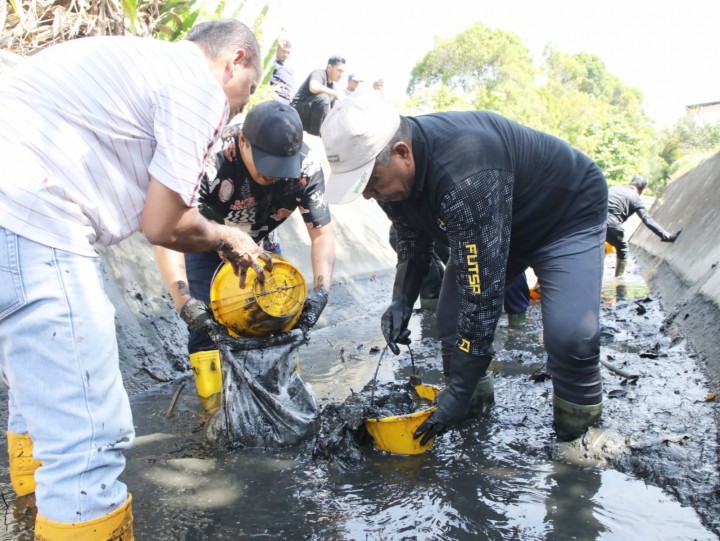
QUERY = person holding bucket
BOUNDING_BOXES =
[319,91,608,444]
[0,19,265,538]
[155,100,336,413]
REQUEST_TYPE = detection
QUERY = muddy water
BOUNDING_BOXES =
[1,257,719,540]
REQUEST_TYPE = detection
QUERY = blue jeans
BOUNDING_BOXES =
[0,228,133,521]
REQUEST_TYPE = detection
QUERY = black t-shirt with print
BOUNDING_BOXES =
[198,123,331,242]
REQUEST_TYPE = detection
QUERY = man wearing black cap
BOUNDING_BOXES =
[155,101,336,413]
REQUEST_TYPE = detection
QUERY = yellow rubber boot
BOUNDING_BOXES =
[35,493,134,540]
[7,431,42,496]
[189,350,222,414]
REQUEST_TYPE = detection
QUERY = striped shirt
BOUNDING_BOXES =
[0,36,229,257]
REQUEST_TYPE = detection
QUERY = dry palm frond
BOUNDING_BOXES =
[1,0,125,55]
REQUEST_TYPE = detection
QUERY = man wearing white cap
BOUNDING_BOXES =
[342,73,363,97]
[320,92,608,444]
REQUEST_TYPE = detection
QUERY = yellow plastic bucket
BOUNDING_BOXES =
[364,384,440,455]
[210,255,307,337]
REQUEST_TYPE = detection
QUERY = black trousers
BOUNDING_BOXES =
[605,220,628,259]
[293,93,334,136]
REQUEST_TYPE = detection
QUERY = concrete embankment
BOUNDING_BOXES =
[631,150,720,390]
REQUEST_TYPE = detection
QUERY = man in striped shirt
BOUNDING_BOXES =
[0,18,265,538]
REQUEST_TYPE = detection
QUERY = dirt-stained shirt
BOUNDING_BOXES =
[0,36,228,256]
[380,111,607,359]
[198,123,331,241]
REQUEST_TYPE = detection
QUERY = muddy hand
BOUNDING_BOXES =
[235,250,274,288]
[218,229,274,288]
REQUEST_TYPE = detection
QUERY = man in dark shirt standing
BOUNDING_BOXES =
[321,92,608,443]
[291,55,346,136]
[607,175,681,276]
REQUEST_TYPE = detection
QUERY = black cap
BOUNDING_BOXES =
[242,101,303,178]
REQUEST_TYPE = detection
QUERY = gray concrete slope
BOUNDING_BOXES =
[630,150,720,388]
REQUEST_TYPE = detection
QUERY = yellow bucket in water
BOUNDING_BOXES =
[210,255,307,337]
[364,384,439,455]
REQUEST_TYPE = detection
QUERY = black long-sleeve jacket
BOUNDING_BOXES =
[607,185,668,238]
[380,111,607,358]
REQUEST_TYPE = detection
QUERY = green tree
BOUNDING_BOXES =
[652,112,720,189]
[539,47,655,184]
[403,24,656,185]
[406,22,541,123]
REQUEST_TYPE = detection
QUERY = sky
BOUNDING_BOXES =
[259,0,720,128]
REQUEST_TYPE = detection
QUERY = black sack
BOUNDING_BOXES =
[206,329,318,448]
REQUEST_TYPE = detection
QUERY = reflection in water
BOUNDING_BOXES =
[543,462,605,540]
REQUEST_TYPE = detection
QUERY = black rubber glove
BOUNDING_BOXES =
[382,260,429,354]
[413,350,491,445]
[661,228,683,242]
[381,300,413,354]
[295,288,329,332]
[180,297,221,337]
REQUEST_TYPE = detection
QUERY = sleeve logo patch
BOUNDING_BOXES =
[466,243,482,294]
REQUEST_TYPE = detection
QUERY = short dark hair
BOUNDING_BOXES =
[375,116,411,167]
[185,19,260,69]
[630,175,648,191]
[327,55,346,66]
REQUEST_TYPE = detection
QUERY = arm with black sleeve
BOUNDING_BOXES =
[414,170,514,444]
[632,195,681,242]
[379,204,436,354]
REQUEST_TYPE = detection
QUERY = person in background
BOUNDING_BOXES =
[342,73,363,97]
[373,78,384,91]
[155,101,336,413]
[606,175,681,276]
[320,91,608,446]
[0,19,264,538]
[291,55,346,135]
[504,272,531,326]
[269,36,295,104]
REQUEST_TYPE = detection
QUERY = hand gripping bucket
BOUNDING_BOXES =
[364,384,440,455]
[210,255,307,337]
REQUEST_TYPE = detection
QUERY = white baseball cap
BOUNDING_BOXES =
[320,91,401,204]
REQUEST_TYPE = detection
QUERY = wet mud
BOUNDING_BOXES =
[1,257,719,540]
